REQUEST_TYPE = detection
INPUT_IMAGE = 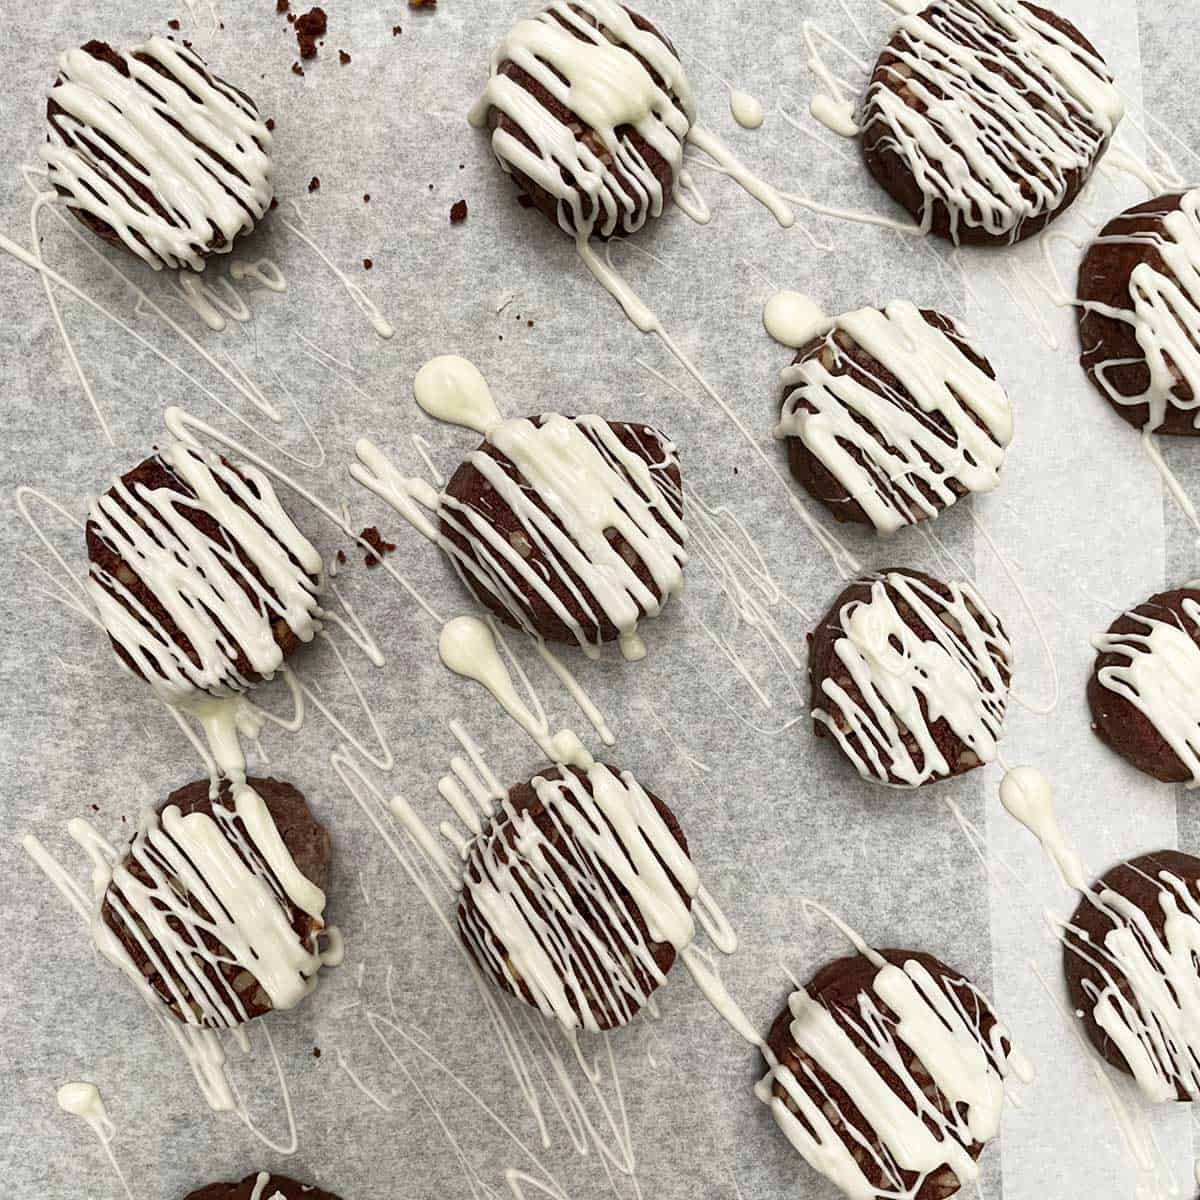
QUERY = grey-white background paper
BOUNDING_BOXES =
[1,1,1198,1198]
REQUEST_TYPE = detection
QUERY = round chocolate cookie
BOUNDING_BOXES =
[1089,587,1200,785]
[437,414,686,660]
[86,446,322,702]
[45,38,273,271]
[1077,190,1200,435]
[760,949,1015,1200]
[101,776,334,1028]
[1063,850,1200,1101]
[470,1,693,240]
[777,302,1011,534]
[809,567,1012,787]
[184,1174,342,1200]
[457,763,694,1032]
[861,1,1120,245]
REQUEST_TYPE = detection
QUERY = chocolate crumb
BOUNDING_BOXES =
[312,1047,322,1058]
[336,549,347,565]
[392,24,402,35]
[295,6,327,58]
[363,193,371,203]
[277,0,289,12]
[265,118,276,131]
[167,18,180,30]
[450,199,468,224]
[360,526,396,568]
[308,176,320,193]
[287,11,296,22]
[291,61,304,75]
[363,258,373,270]
[338,49,351,64]
[527,320,534,328]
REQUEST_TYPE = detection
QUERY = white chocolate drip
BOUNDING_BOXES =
[458,762,699,1033]
[1093,592,1200,788]
[44,38,273,271]
[56,1082,135,1200]
[776,302,1013,534]
[762,291,831,349]
[87,440,323,704]
[864,0,1122,243]
[414,354,502,433]
[1084,189,1200,432]
[729,89,764,130]
[815,571,1012,786]
[998,765,1085,889]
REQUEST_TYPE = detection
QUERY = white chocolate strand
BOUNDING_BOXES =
[44,38,272,271]
[776,301,1012,534]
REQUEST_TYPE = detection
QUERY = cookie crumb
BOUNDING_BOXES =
[308,176,320,193]
[392,23,402,35]
[363,193,371,203]
[363,257,373,270]
[360,526,396,567]
[312,1047,322,1058]
[336,549,347,565]
[167,18,181,30]
[269,197,279,211]
[277,0,290,11]
[409,0,436,7]
[450,199,468,224]
[295,6,327,58]
[291,61,305,75]
[265,117,276,131]
[338,49,351,64]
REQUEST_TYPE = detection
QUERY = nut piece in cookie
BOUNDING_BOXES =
[86,445,322,702]
[861,1,1121,245]
[469,1,693,240]
[777,302,1011,534]
[100,776,336,1028]
[45,38,274,270]
[808,567,1012,787]
[437,414,686,660]
[1077,190,1200,435]
[456,763,695,1031]
[758,948,1020,1200]
[1063,849,1200,1101]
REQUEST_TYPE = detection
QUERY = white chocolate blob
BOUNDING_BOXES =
[762,291,831,349]
[729,89,764,130]
[414,355,502,434]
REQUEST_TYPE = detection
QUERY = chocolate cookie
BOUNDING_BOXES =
[86,446,322,702]
[809,568,1012,787]
[759,948,1018,1200]
[438,414,685,660]
[1089,587,1200,785]
[101,776,336,1028]
[45,38,273,271]
[470,1,692,240]
[777,302,1011,534]
[184,1174,342,1200]
[1077,190,1200,434]
[1063,850,1200,1101]
[457,763,695,1031]
[861,1,1121,245]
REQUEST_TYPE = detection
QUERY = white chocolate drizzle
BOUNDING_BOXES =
[815,571,1012,786]
[776,301,1013,534]
[56,1082,134,1200]
[863,0,1123,243]
[1092,591,1200,787]
[44,38,273,271]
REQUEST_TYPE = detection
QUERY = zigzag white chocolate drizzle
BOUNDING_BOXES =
[756,938,1027,1200]
[87,441,323,704]
[1083,189,1200,433]
[458,763,698,1033]
[815,571,1012,786]
[864,0,1123,243]
[1092,592,1200,787]
[44,37,273,271]
[776,301,1013,534]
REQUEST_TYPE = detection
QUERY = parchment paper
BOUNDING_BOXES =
[1,2,1197,1198]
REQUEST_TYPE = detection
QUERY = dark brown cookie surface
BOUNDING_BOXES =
[437,415,685,655]
[1077,191,1200,434]
[1089,587,1200,784]
[183,1174,342,1200]
[1063,850,1200,1101]
[861,1,1117,245]
[809,568,1012,787]
[763,949,1008,1200]
[86,450,321,699]
[474,4,690,239]
[102,776,332,1027]
[457,764,692,1031]
[778,304,1009,533]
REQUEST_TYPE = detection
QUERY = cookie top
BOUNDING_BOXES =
[437,414,686,660]
[777,302,1011,534]
[1063,850,1200,1101]
[469,0,693,240]
[44,38,273,271]
[100,776,336,1028]
[809,568,1012,787]
[456,763,696,1032]
[1089,587,1200,785]
[86,445,322,703]
[758,948,1019,1200]
[861,0,1121,245]
[184,1174,342,1200]
[1077,190,1200,435]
